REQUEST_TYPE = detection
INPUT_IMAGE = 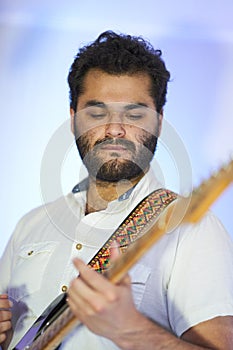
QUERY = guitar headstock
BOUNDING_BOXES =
[183,158,233,223]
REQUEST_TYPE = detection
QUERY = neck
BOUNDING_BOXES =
[85,171,147,214]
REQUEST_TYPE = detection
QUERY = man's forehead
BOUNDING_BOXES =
[76,70,156,111]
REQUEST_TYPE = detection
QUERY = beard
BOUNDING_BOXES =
[75,131,158,182]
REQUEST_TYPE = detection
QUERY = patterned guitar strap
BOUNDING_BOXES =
[88,188,177,273]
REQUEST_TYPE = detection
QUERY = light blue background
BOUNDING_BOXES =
[1,1,232,256]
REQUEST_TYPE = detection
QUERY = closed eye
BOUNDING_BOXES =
[126,113,144,120]
[89,113,108,118]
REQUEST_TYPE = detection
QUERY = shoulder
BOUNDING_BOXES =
[177,210,233,251]
[10,193,81,245]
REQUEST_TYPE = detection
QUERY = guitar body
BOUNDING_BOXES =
[13,293,67,349]
[11,158,233,350]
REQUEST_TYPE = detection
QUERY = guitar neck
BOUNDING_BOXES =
[183,159,233,223]
[27,159,233,350]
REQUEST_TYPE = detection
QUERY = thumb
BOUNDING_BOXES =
[109,240,121,262]
[109,241,131,286]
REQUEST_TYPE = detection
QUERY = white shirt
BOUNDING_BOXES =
[1,168,233,349]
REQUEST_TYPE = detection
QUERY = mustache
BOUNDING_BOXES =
[93,138,136,152]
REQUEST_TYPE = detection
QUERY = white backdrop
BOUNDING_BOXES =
[1,0,233,256]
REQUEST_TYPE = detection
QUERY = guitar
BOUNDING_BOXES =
[13,159,233,350]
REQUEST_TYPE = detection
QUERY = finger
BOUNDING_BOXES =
[68,277,107,320]
[0,294,13,310]
[108,244,131,285]
[109,240,121,261]
[0,295,8,299]
[71,259,122,311]
[0,311,12,322]
[68,277,101,309]
[68,288,94,319]
[0,299,12,310]
[73,258,114,293]
[0,332,6,344]
[0,320,11,333]
[73,256,131,291]
[118,273,131,286]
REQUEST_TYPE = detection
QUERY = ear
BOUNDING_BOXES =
[157,109,163,137]
[70,108,75,134]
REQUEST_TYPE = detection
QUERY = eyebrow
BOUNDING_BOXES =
[83,100,149,109]
[124,103,149,110]
[84,100,106,108]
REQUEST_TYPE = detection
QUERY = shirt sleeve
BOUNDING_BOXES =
[167,211,233,337]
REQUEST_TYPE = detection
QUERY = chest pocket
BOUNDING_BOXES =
[129,263,151,308]
[8,241,58,302]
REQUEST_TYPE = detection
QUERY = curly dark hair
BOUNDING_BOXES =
[68,30,170,113]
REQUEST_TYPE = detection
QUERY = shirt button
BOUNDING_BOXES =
[61,285,68,293]
[76,243,82,250]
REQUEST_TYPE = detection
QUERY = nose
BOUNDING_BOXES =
[105,113,126,138]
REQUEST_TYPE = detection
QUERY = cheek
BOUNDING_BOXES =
[126,126,152,145]
[135,132,147,145]
[134,130,157,151]
[77,128,108,155]
[76,123,104,140]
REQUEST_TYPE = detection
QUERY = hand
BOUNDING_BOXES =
[67,246,142,344]
[0,294,12,345]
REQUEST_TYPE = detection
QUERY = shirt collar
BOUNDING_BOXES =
[72,178,136,202]
[72,167,162,204]
[72,178,89,194]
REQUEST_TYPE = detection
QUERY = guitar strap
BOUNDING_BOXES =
[12,188,177,350]
[88,188,177,273]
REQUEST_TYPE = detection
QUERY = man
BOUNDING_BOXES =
[0,30,233,349]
